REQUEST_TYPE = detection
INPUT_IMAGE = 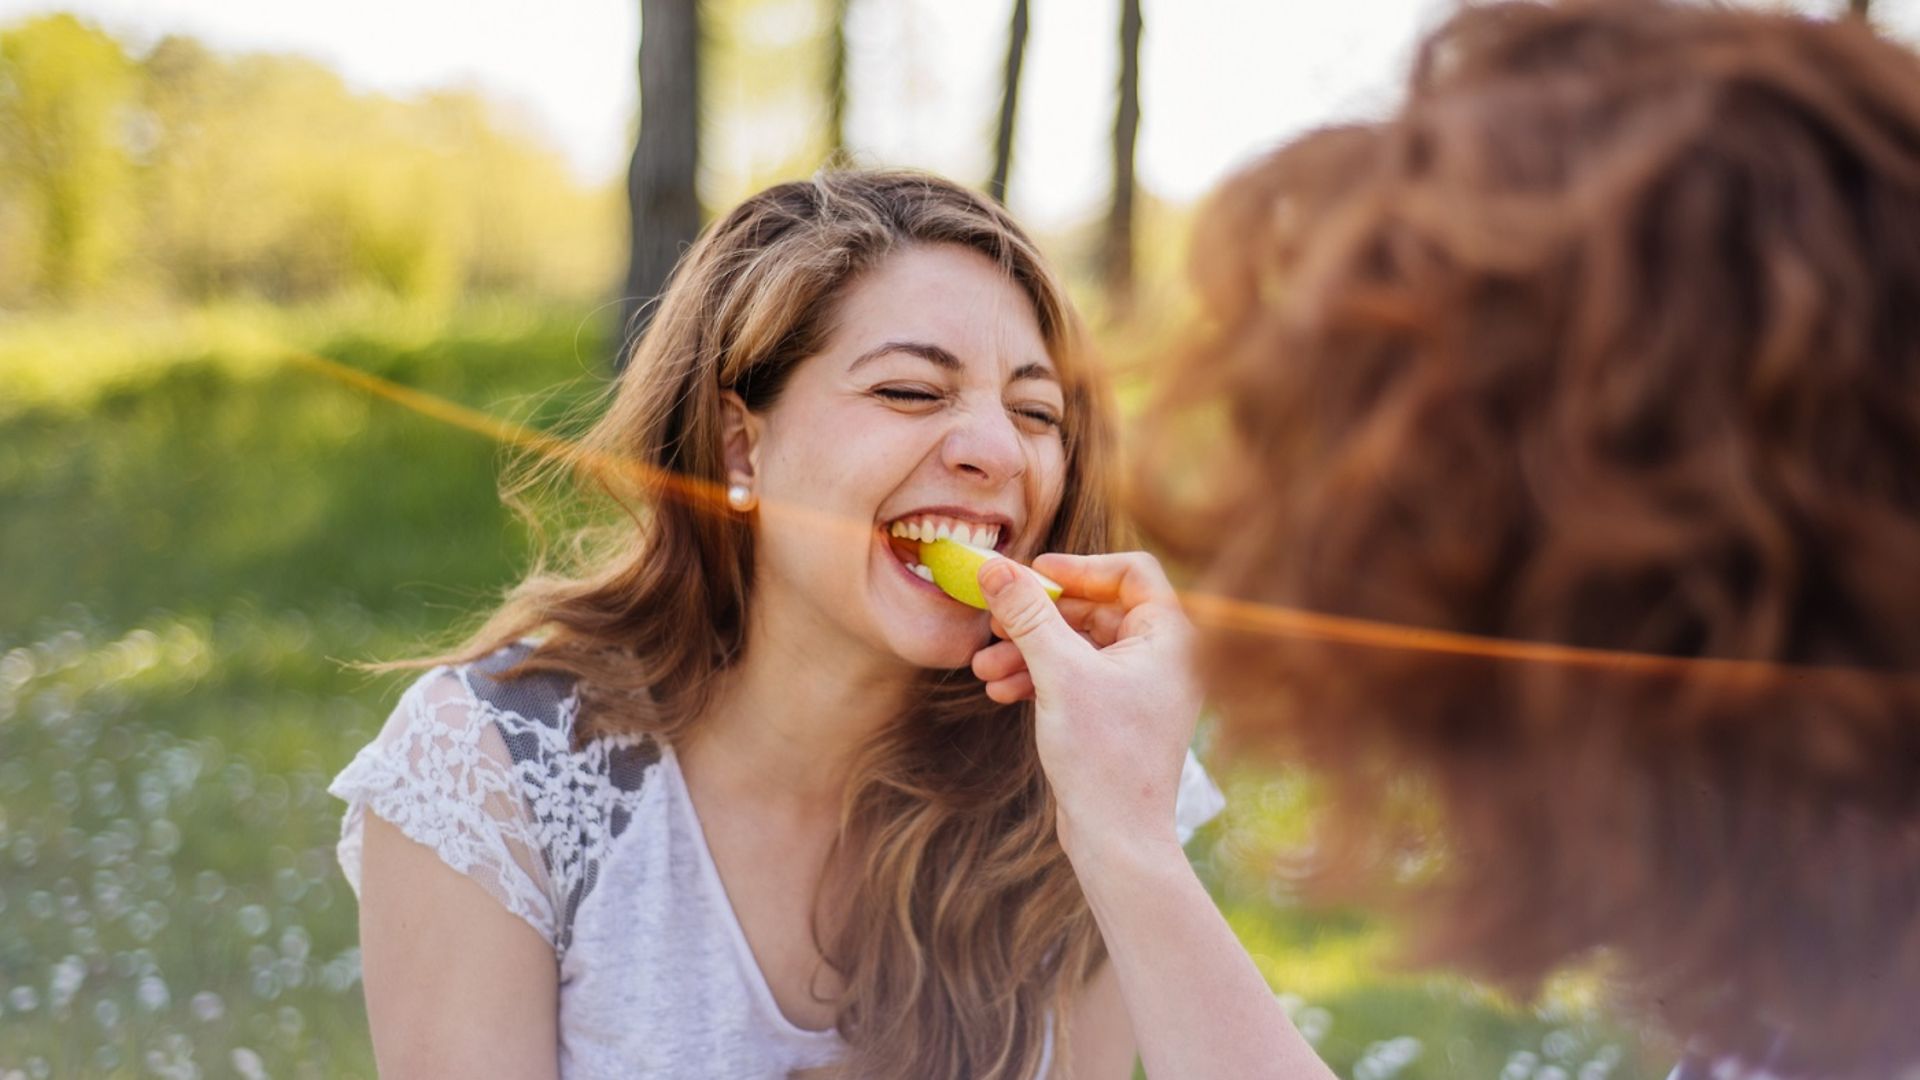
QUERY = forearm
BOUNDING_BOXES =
[1066,833,1335,1080]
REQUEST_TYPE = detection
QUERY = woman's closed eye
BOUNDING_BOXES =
[873,386,942,404]
[1012,405,1062,430]
[872,386,1062,431]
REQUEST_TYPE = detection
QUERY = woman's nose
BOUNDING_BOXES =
[941,402,1027,484]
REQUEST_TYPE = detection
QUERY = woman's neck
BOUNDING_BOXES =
[681,585,918,815]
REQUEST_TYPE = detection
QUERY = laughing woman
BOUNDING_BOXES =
[325,171,1292,1079]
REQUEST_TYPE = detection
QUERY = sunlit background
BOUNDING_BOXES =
[0,0,1910,1077]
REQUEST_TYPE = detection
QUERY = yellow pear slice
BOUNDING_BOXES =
[918,538,1064,610]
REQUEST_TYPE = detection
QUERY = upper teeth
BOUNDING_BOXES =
[888,515,1002,550]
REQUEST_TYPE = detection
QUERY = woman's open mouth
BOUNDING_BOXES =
[880,513,1009,586]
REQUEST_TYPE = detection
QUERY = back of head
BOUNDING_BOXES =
[1146,2,1920,1075]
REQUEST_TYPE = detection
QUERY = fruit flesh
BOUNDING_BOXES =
[918,538,1064,610]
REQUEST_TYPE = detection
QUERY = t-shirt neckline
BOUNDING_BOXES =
[660,742,842,1045]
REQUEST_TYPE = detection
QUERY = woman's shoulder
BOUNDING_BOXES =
[406,642,667,842]
[332,640,667,957]
[408,640,657,763]
[420,639,579,738]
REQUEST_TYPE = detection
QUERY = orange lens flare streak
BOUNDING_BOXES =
[292,347,1915,689]
[286,349,873,550]
[1175,591,1884,684]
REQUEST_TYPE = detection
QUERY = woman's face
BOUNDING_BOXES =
[736,242,1070,671]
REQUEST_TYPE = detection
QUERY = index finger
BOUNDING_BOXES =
[1030,551,1178,609]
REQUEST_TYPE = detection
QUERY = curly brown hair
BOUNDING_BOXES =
[1140,2,1920,1076]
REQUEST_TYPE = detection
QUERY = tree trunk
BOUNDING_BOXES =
[1103,0,1142,318]
[828,0,851,161]
[619,0,702,373]
[1849,0,1871,17]
[987,0,1030,205]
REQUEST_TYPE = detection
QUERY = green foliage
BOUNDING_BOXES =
[0,302,618,1076]
[0,299,611,633]
[0,15,621,309]
[0,14,138,299]
[702,0,841,209]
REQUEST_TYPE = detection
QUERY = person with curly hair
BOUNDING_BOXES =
[978,2,1920,1078]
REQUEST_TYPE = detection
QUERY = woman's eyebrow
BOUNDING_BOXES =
[850,340,1058,383]
[850,340,961,372]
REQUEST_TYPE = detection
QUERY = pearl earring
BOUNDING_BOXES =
[727,483,757,512]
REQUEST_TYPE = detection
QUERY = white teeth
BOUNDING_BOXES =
[886,515,1006,549]
[910,564,933,581]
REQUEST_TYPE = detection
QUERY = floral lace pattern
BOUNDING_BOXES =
[328,645,659,961]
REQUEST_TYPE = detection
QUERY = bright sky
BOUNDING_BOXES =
[4,0,1916,228]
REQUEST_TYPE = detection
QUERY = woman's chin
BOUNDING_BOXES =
[883,621,989,673]
[868,574,991,670]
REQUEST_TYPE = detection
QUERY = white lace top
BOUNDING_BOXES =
[328,643,1228,1079]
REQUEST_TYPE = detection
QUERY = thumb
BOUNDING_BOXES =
[979,557,1088,665]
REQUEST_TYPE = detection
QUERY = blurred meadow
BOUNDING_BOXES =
[0,0,1783,1076]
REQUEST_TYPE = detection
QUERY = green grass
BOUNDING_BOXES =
[0,300,1669,1078]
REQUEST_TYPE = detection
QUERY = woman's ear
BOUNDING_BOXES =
[719,390,763,493]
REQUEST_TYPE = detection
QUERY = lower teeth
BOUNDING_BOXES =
[908,563,933,581]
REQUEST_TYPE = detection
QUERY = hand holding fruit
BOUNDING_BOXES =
[969,551,1203,858]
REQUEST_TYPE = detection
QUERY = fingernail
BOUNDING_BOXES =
[979,559,1016,598]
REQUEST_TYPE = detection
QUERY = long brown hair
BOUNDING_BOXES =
[390,170,1119,1078]
[1141,3,1920,1077]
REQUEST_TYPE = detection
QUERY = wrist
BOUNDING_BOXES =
[1058,817,1191,893]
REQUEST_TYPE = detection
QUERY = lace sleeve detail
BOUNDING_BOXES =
[1174,749,1228,846]
[328,666,561,948]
